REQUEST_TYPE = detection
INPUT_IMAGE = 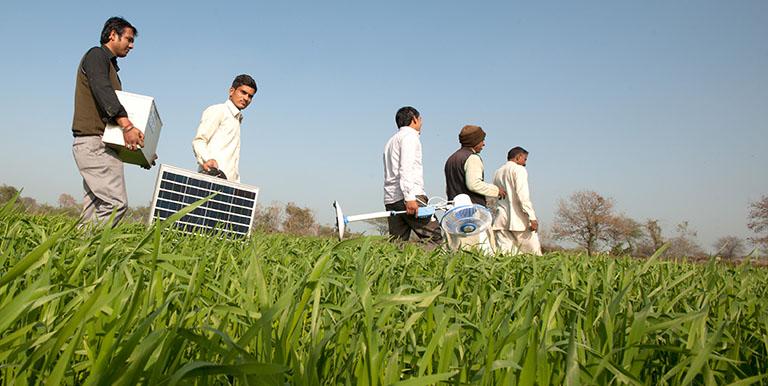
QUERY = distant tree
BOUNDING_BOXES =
[605,214,643,256]
[1,185,73,215]
[252,202,283,233]
[283,202,318,236]
[0,184,20,204]
[665,221,705,259]
[55,193,81,217]
[364,217,389,236]
[58,193,78,208]
[19,196,39,213]
[747,195,768,250]
[317,224,338,238]
[636,219,666,257]
[713,236,746,260]
[645,219,665,252]
[551,191,615,256]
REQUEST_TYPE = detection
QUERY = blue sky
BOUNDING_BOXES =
[0,1,766,250]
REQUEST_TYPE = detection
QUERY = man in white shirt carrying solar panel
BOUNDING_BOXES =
[382,106,442,244]
[192,74,257,183]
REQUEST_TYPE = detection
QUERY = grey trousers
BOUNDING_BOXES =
[72,136,128,226]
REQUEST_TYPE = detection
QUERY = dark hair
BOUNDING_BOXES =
[507,146,529,160]
[395,106,420,128]
[100,17,137,44]
[231,74,258,92]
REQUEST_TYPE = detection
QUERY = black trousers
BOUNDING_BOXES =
[385,195,443,244]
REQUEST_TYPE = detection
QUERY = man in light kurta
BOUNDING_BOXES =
[192,74,257,182]
[492,146,542,255]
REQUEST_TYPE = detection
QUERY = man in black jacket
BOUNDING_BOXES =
[71,17,143,226]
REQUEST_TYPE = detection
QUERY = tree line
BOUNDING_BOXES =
[2,183,766,258]
[0,184,340,238]
[0,185,150,223]
[548,190,767,259]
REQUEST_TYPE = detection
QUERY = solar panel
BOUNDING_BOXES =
[147,164,260,237]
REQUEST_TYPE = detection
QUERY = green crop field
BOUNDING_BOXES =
[1,197,767,385]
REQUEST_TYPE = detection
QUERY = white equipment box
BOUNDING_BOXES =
[102,90,162,168]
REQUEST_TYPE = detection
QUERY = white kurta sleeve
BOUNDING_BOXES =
[464,154,500,197]
[514,167,537,220]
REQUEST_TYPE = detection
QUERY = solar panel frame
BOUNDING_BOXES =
[147,164,260,238]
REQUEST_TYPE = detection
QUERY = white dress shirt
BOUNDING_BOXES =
[192,99,243,182]
[492,161,537,231]
[383,126,426,204]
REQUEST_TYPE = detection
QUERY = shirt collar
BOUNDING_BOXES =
[100,45,120,72]
[225,99,243,121]
[399,126,420,135]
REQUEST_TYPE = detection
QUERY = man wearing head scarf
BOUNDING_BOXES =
[444,125,506,205]
[443,125,506,253]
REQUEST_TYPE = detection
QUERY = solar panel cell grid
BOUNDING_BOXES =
[174,174,188,184]
[214,193,231,203]
[155,208,173,219]
[149,165,259,237]
[231,214,250,225]
[157,200,180,211]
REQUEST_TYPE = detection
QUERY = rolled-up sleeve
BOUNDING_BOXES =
[464,154,499,197]
[81,49,127,120]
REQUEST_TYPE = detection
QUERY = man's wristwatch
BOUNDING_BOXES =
[121,125,135,133]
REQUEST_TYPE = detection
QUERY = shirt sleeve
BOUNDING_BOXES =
[192,106,222,166]
[81,48,127,120]
[464,154,500,197]
[398,134,420,201]
[514,167,537,220]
